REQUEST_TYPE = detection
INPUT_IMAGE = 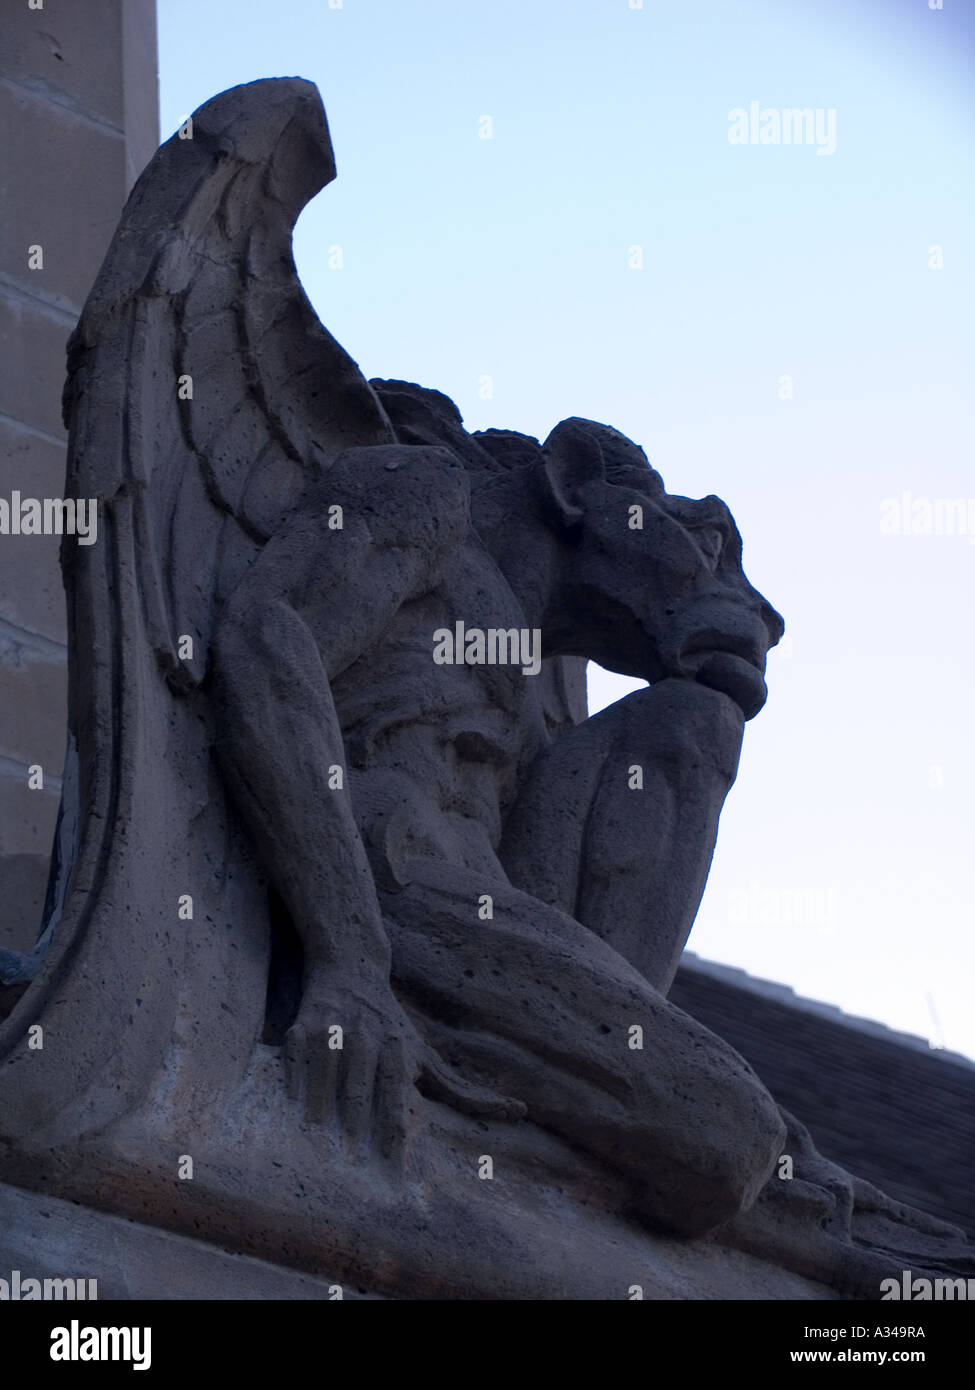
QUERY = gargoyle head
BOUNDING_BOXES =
[533,417,784,719]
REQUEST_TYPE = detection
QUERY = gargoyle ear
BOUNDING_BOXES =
[540,418,607,528]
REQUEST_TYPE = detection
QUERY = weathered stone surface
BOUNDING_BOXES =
[0,83,127,314]
[0,1174,831,1302]
[119,0,159,193]
[0,0,157,192]
[0,760,60,862]
[0,294,70,441]
[0,847,50,958]
[0,420,67,642]
[0,0,126,130]
[0,1181,373,1301]
[0,761,59,964]
[0,628,67,770]
[0,77,970,1300]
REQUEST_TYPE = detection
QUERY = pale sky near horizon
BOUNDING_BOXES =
[157,0,975,1059]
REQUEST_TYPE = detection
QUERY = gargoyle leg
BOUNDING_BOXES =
[384,856,785,1238]
[500,678,744,994]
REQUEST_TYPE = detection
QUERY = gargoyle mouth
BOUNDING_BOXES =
[692,650,768,720]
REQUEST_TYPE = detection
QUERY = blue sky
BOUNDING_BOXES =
[158,0,974,1057]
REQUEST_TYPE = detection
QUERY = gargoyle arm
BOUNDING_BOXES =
[211,444,470,988]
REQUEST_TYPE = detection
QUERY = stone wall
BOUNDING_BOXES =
[0,0,158,953]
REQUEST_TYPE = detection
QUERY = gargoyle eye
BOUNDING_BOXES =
[692,525,725,569]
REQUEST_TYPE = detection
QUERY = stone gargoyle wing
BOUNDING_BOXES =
[0,78,396,1144]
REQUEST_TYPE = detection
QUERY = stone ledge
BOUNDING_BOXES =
[0,1095,843,1302]
[0,1182,375,1301]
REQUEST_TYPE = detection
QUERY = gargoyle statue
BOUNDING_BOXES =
[0,78,969,1300]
